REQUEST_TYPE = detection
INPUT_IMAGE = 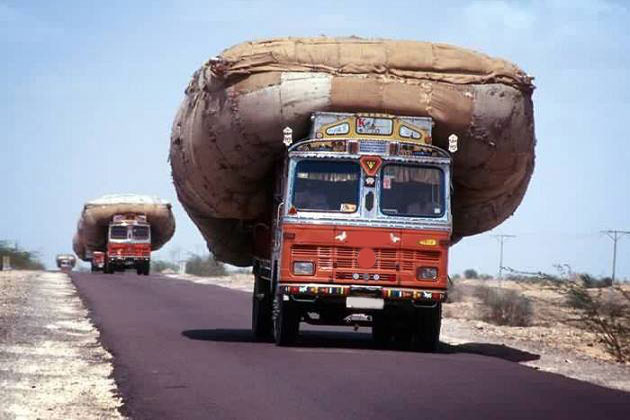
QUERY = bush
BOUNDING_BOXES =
[477,286,533,326]
[566,283,630,362]
[446,280,464,303]
[464,269,478,279]
[479,273,493,280]
[579,273,613,289]
[151,259,179,273]
[0,241,45,270]
[185,254,227,277]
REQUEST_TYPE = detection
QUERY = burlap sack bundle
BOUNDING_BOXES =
[171,38,535,266]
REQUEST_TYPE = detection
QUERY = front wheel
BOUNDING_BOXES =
[372,313,392,348]
[252,275,272,340]
[272,293,300,346]
[413,303,442,352]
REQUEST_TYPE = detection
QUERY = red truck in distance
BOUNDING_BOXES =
[102,214,151,275]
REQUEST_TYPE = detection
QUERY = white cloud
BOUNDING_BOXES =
[464,0,536,30]
[0,2,22,22]
[547,0,627,15]
[0,2,60,43]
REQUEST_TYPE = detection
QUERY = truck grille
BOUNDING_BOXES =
[291,245,440,277]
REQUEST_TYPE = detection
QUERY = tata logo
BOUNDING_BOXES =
[360,155,382,176]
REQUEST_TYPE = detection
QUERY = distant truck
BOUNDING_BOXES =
[73,194,175,275]
[251,112,452,350]
[101,214,151,275]
[55,254,77,272]
[90,251,105,272]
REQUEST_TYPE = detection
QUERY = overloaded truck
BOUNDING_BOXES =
[73,194,176,276]
[55,254,77,272]
[170,38,536,349]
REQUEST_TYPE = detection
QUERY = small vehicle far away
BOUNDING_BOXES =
[55,254,77,272]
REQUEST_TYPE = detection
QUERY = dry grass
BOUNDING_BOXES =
[476,286,533,327]
[566,283,630,362]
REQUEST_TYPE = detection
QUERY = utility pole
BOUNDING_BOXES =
[602,230,630,283]
[493,234,516,284]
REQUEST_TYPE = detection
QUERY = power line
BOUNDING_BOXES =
[602,230,630,283]
[492,234,516,283]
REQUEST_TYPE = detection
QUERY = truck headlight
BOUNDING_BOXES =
[293,261,315,276]
[417,267,438,280]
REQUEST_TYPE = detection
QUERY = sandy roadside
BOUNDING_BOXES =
[0,270,124,419]
[165,272,630,393]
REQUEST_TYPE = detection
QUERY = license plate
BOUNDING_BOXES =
[346,297,384,310]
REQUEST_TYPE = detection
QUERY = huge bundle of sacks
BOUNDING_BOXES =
[73,194,176,261]
[170,37,536,266]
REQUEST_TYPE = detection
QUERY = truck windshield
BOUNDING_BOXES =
[110,225,128,240]
[292,160,360,212]
[132,225,150,240]
[380,164,444,217]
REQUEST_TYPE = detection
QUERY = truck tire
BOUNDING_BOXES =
[413,303,442,352]
[371,313,392,348]
[252,275,272,340]
[272,293,300,346]
[144,262,150,275]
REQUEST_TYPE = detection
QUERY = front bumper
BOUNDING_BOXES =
[279,283,446,304]
[108,256,150,266]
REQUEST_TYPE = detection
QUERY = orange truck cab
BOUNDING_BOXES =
[252,112,454,350]
[103,214,152,275]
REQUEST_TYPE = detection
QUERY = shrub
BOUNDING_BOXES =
[478,287,533,327]
[0,241,45,270]
[151,259,179,273]
[464,269,478,279]
[185,254,227,277]
[566,283,630,362]
[479,273,493,280]
[579,273,613,289]
[446,280,464,303]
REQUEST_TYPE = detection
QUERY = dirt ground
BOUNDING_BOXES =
[0,270,124,419]
[1,270,626,420]
[167,272,630,392]
[441,278,630,392]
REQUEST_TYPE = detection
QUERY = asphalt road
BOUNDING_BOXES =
[71,272,630,420]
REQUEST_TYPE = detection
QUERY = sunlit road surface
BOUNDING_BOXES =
[71,272,630,420]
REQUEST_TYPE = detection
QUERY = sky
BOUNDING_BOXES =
[1,0,629,279]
